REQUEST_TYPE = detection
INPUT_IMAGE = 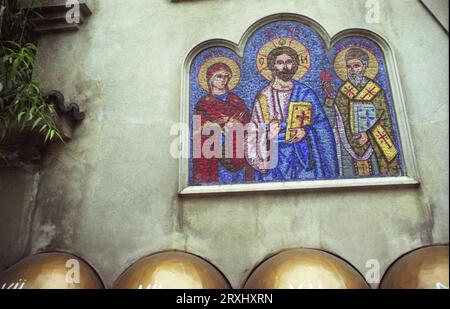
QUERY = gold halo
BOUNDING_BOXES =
[334,46,379,81]
[198,56,241,92]
[256,37,311,81]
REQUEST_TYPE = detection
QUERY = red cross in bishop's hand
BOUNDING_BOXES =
[361,86,377,100]
[343,86,356,97]
[295,110,311,127]
[376,130,392,149]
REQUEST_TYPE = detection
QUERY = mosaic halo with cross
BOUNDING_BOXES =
[333,46,380,81]
[198,56,241,92]
[256,37,311,81]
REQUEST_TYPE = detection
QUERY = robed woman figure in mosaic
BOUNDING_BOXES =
[192,58,253,184]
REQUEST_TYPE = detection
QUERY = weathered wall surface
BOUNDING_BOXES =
[0,0,448,288]
[0,171,38,272]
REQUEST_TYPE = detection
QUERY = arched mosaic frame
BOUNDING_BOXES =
[178,13,420,195]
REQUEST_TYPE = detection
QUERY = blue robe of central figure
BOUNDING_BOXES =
[255,81,339,181]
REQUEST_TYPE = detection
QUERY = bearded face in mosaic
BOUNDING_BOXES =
[345,48,369,87]
[268,46,299,82]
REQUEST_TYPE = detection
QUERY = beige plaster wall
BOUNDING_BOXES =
[0,0,448,288]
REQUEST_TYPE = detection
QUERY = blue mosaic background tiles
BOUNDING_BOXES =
[189,20,404,186]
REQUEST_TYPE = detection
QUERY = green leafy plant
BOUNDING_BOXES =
[0,0,61,142]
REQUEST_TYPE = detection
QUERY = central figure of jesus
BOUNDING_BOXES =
[247,46,338,181]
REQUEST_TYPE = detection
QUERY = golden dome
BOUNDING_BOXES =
[113,251,230,289]
[380,245,449,289]
[244,248,369,289]
[0,252,104,289]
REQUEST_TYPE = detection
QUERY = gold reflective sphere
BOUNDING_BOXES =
[113,251,231,289]
[244,248,369,289]
[0,252,104,289]
[380,245,449,289]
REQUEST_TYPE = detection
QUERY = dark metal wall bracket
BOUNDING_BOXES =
[45,90,85,126]
[0,91,85,170]
[21,0,93,35]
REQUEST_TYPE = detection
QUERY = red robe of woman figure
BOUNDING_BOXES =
[193,62,253,184]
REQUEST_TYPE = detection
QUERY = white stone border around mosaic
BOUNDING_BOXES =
[180,176,419,195]
[178,13,421,195]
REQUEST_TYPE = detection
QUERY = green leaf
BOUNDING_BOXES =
[4,40,21,49]
[17,111,26,123]
[48,104,56,113]
[54,130,64,142]
[39,124,48,133]
[32,117,41,129]
[26,108,34,121]
[44,129,51,143]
